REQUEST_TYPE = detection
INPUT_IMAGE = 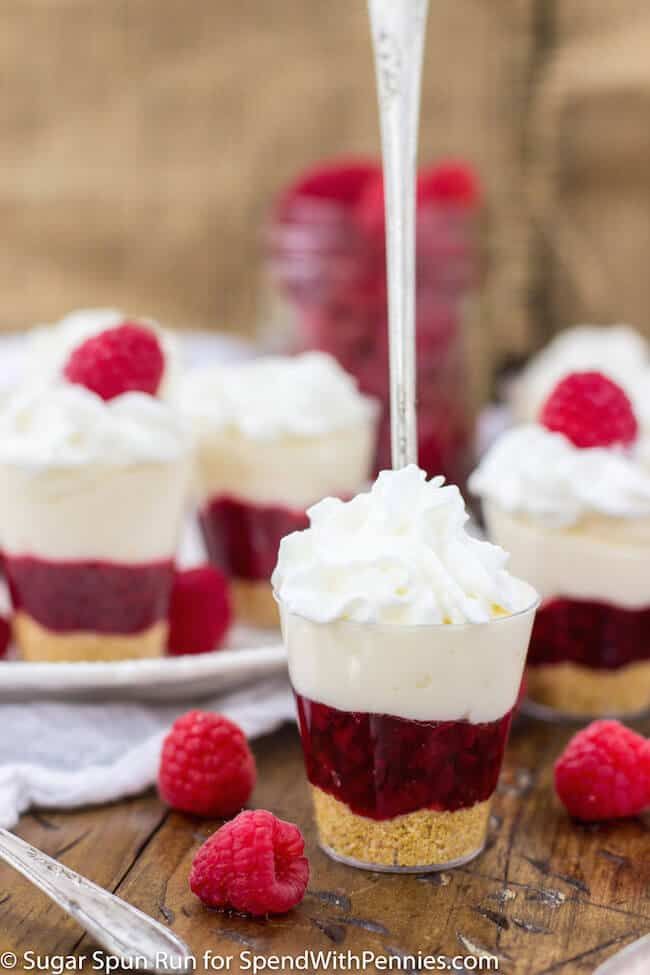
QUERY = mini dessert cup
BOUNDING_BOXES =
[196,424,375,628]
[182,355,377,629]
[0,386,190,663]
[0,460,188,662]
[278,599,538,872]
[486,502,650,720]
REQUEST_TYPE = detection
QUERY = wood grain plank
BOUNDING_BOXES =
[0,796,167,959]
[68,719,650,975]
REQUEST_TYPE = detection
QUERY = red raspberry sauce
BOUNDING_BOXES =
[4,555,175,634]
[528,597,650,670]
[200,495,309,582]
[295,694,513,820]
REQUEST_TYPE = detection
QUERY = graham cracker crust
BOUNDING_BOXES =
[311,787,490,870]
[13,612,167,662]
[526,660,650,717]
[231,579,279,629]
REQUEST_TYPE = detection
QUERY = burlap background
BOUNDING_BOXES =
[2,1,649,395]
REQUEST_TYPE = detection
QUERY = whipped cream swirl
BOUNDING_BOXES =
[273,465,535,625]
[27,307,179,398]
[0,385,188,468]
[179,352,377,440]
[470,424,650,525]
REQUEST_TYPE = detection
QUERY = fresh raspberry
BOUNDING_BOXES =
[0,616,10,659]
[158,711,256,817]
[540,371,638,448]
[167,566,232,656]
[418,161,480,207]
[554,720,650,821]
[63,322,164,401]
[190,809,309,916]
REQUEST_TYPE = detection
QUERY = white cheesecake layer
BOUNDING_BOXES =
[485,503,650,608]
[194,422,375,509]
[280,603,536,724]
[0,459,190,563]
[0,384,190,563]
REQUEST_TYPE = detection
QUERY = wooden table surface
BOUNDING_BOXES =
[1,717,649,975]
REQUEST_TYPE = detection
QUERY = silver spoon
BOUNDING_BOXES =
[367,0,430,469]
[0,827,192,973]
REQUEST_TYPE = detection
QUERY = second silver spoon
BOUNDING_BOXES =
[0,827,192,973]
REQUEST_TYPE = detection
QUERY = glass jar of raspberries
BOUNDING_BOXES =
[263,158,481,486]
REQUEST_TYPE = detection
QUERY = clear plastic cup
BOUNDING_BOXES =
[0,457,188,662]
[193,417,377,629]
[278,596,538,872]
[486,502,650,721]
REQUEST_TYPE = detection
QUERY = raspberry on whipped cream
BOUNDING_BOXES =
[273,465,537,872]
[180,352,377,628]
[24,308,179,400]
[471,375,650,719]
[540,371,638,448]
[64,323,165,401]
[510,324,649,425]
[0,385,190,662]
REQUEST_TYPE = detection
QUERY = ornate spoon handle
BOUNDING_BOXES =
[367,0,430,469]
[0,828,192,973]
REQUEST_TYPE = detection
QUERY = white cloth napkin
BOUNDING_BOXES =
[0,676,295,830]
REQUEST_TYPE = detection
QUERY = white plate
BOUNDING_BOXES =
[0,626,287,702]
[0,330,284,702]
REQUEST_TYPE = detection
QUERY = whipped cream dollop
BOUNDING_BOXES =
[179,352,377,440]
[470,424,650,526]
[273,465,536,625]
[511,324,649,423]
[0,385,188,468]
[26,308,179,397]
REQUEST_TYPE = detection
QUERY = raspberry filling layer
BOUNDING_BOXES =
[528,597,650,671]
[4,555,175,634]
[295,694,513,820]
[200,495,309,582]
